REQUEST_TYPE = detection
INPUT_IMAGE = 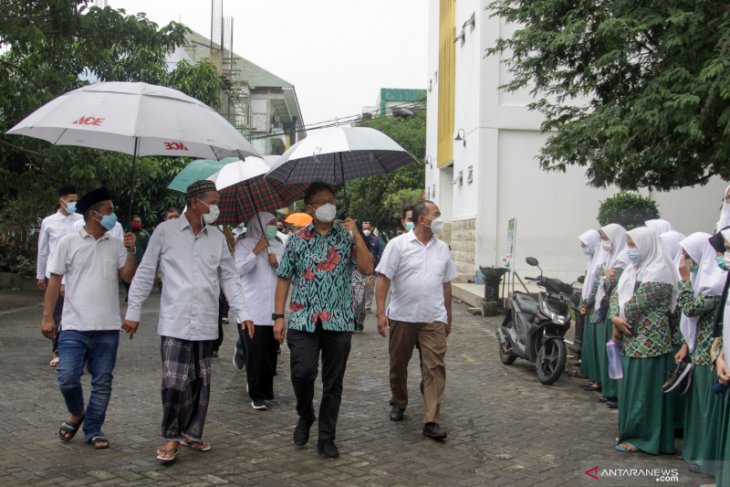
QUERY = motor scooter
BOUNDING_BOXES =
[495,257,580,385]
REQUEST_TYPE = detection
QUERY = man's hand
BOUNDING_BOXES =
[273,317,286,343]
[611,316,633,336]
[674,343,688,364]
[241,320,255,339]
[604,267,617,279]
[253,237,269,255]
[59,284,65,297]
[123,232,136,251]
[579,304,587,316]
[41,316,55,339]
[343,217,358,237]
[267,253,278,268]
[37,279,46,290]
[445,322,452,337]
[678,253,691,281]
[122,319,139,339]
[377,315,389,337]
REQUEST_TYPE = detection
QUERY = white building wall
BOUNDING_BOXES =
[428,0,728,283]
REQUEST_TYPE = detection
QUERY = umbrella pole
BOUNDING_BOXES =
[246,185,269,254]
[127,137,140,226]
[339,152,349,214]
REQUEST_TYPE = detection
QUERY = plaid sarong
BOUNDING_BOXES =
[160,336,213,442]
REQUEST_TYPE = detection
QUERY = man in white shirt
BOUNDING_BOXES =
[36,186,83,367]
[375,200,458,441]
[41,187,137,450]
[123,179,254,464]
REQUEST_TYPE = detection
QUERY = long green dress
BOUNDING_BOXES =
[596,268,623,400]
[580,267,604,382]
[678,280,722,474]
[613,280,675,454]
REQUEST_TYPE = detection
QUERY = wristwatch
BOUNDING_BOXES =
[272,313,285,320]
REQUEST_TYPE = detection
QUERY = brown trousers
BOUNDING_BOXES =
[389,319,447,424]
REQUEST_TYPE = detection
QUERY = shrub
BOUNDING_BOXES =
[597,191,659,230]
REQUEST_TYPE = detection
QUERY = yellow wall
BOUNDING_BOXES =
[437,0,456,168]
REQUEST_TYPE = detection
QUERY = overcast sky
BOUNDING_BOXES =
[107,0,429,127]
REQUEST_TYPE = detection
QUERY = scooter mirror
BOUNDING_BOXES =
[577,275,585,283]
[525,257,539,266]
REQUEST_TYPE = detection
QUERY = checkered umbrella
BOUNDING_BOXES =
[211,156,308,226]
[265,126,417,212]
[265,126,418,184]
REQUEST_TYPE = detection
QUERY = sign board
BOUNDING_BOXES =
[504,218,516,270]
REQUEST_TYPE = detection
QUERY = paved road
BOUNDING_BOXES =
[0,290,708,486]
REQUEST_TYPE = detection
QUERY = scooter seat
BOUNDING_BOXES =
[512,292,539,316]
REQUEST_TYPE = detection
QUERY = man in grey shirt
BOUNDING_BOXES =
[124,180,254,463]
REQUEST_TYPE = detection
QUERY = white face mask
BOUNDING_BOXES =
[363,229,371,237]
[430,219,444,234]
[314,203,336,223]
[601,240,612,252]
[197,199,220,224]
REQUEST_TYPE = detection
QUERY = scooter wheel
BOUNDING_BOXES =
[536,338,566,385]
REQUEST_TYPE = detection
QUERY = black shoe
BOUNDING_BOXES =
[598,396,608,403]
[389,405,404,422]
[687,463,701,474]
[423,422,447,441]
[232,343,245,370]
[605,399,618,409]
[317,439,339,458]
[293,417,314,446]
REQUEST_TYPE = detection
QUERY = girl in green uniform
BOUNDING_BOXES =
[578,229,605,386]
[593,224,628,407]
[611,227,678,454]
[676,232,725,475]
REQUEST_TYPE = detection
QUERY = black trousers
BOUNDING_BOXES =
[287,322,351,442]
[243,325,278,401]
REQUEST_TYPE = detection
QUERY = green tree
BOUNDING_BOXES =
[597,192,660,230]
[487,0,730,190]
[340,112,426,236]
[0,1,223,275]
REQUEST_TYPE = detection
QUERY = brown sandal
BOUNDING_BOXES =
[182,439,211,452]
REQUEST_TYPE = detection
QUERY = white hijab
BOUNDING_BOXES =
[244,211,284,254]
[719,230,730,366]
[717,184,730,232]
[578,229,605,301]
[678,232,715,351]
[594,224,629,306]
[617,227,678,319]
[660,230,686,283]
[645,219,673,236]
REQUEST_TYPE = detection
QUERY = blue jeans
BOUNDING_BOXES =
[56,330,119,442]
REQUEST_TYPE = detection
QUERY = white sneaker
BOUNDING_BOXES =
[251,400,268,410]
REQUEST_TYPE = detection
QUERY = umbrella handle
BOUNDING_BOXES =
[126,138,140,227]
[246,186,270,254]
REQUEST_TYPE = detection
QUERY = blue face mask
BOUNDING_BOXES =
[689,262,699,273]
[719,255,730,272]
[627,248,642,263]
[98,212,118,231]
[582,247,594,256]
[404,222,414,232]
[65,201,77,214]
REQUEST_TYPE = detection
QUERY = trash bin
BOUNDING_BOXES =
[479,266,508,303]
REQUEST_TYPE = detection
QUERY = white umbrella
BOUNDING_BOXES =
[207,155,280,190]
[7,81,260,220]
